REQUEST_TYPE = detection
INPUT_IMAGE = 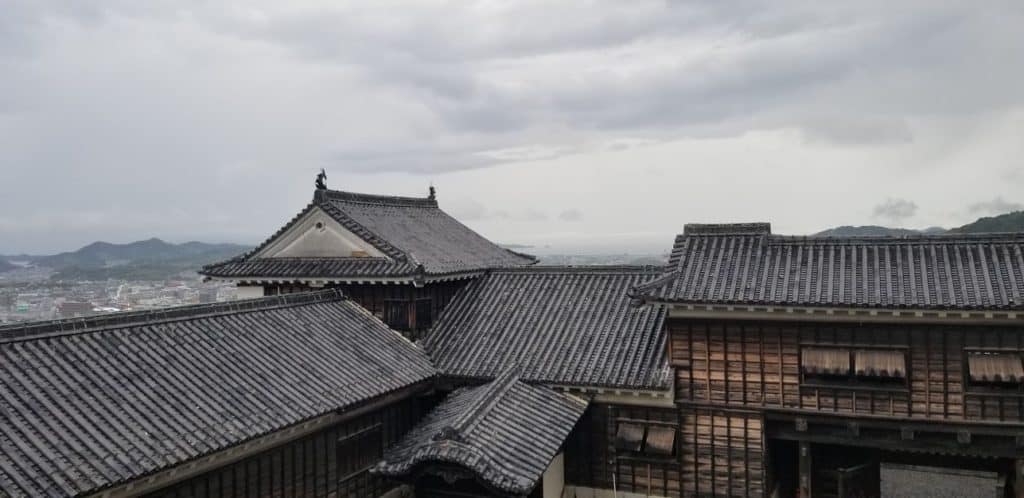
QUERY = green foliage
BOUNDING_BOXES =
[949,211,1024,234]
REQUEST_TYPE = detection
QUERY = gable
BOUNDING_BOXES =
[255,207,388,259]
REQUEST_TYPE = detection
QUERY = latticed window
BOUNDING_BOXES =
[338,424,383,484]
[384,300,410,331]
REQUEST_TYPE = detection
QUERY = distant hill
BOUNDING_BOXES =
[816,211,1024,237]
[815,226,926,237]
[0,259,16,272]
[949,211,1024,234]
[11,238,251,281]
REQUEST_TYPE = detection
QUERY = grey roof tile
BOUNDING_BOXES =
[202,189,536,280]
[0,290,436,498]
[424,266,671,390]
[372,369,588,495]
[634,223,1024,311]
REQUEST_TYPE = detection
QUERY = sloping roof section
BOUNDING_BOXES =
[425,266,671,390]
[372,369,588,495]
[634,223,1024,310]
[201,188,536,281]
[0,290,436,498]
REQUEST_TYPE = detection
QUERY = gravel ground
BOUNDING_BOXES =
[881,463,1004,498]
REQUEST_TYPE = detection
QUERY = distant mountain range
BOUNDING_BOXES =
[1,238,250,280]
[816,211,1024,237]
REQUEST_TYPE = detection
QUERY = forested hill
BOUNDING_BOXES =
[816,211,1024,237]
[0,238,251,280]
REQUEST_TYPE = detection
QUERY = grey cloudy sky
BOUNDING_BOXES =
[2,0,1023,254]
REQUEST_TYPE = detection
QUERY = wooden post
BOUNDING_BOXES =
[1016,458,1024,498]
[799,441,812,498]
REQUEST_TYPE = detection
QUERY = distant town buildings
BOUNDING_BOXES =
[0,275,239,325]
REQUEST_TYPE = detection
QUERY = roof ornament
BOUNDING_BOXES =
[428,184,436,201]
[315,168,328,190]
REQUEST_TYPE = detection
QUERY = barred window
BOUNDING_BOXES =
[337,424,383,482]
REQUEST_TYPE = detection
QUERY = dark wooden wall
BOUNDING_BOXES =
[565,403,684,497]
[144,396,425,498]
[670,319,1024,423]
[262,280,471,340]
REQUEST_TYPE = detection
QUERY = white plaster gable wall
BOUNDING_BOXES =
[543,453,565,498]
[255,208,387,259]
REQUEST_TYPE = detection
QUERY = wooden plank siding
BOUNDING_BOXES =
[680,408,764,498]
[144,396,426,498]
[670,319,1024,423]
[565,404,684,497]
[565,403,764,498]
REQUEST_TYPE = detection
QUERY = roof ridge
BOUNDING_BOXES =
[490,264,665,274]
[765,232,1024,244]
[234,256,393,262]
[684,222,771,236]
[0,289,346,343]
[316,188,438,208]
[316,195,410,262]
[447,367,521,438]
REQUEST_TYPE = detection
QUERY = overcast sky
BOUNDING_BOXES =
[2,1,1023,254]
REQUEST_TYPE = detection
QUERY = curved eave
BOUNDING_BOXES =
[202,271,485,286]
[640,300,1024,324]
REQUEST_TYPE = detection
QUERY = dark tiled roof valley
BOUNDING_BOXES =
[425,266,671,390]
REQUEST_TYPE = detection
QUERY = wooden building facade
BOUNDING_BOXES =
[633,222,1024,498]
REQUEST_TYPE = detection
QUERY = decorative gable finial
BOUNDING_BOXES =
[428,184,436,200]
[315,168,328,190]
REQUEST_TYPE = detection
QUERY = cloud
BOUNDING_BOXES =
[872,198,918,222]
[968,196,1024,216]
[559,209,584,222]
[1,1,1023,251]
[800,116,913,146]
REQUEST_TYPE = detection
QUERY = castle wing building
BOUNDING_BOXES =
[0,291,435,498]
[201,188,535,286]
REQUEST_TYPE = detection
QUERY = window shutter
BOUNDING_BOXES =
[968,353,1024,384]
[614,423,645,452]
[644,426,676,456]
[854,350,906,378]
[801,348,850,376]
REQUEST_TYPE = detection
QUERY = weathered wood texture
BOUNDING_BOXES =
[144,396,424,498]
[565,403,763,498]
[671,319,1024,422]
[680,408,765,498]
[565,404,683,497]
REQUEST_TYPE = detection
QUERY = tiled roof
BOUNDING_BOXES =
[0,290,436,498]
[372,369,587,495]
[201,188,536,281]
[195,257,417,280]
[424,266,671,390]
[635,223,1024,310]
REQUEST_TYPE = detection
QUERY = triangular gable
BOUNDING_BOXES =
[254,207,388,259]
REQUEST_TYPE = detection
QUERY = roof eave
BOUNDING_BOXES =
[652,301,1024,324]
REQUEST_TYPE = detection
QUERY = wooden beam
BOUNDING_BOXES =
[798,441,812,498]
[1016,458,1024,498]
